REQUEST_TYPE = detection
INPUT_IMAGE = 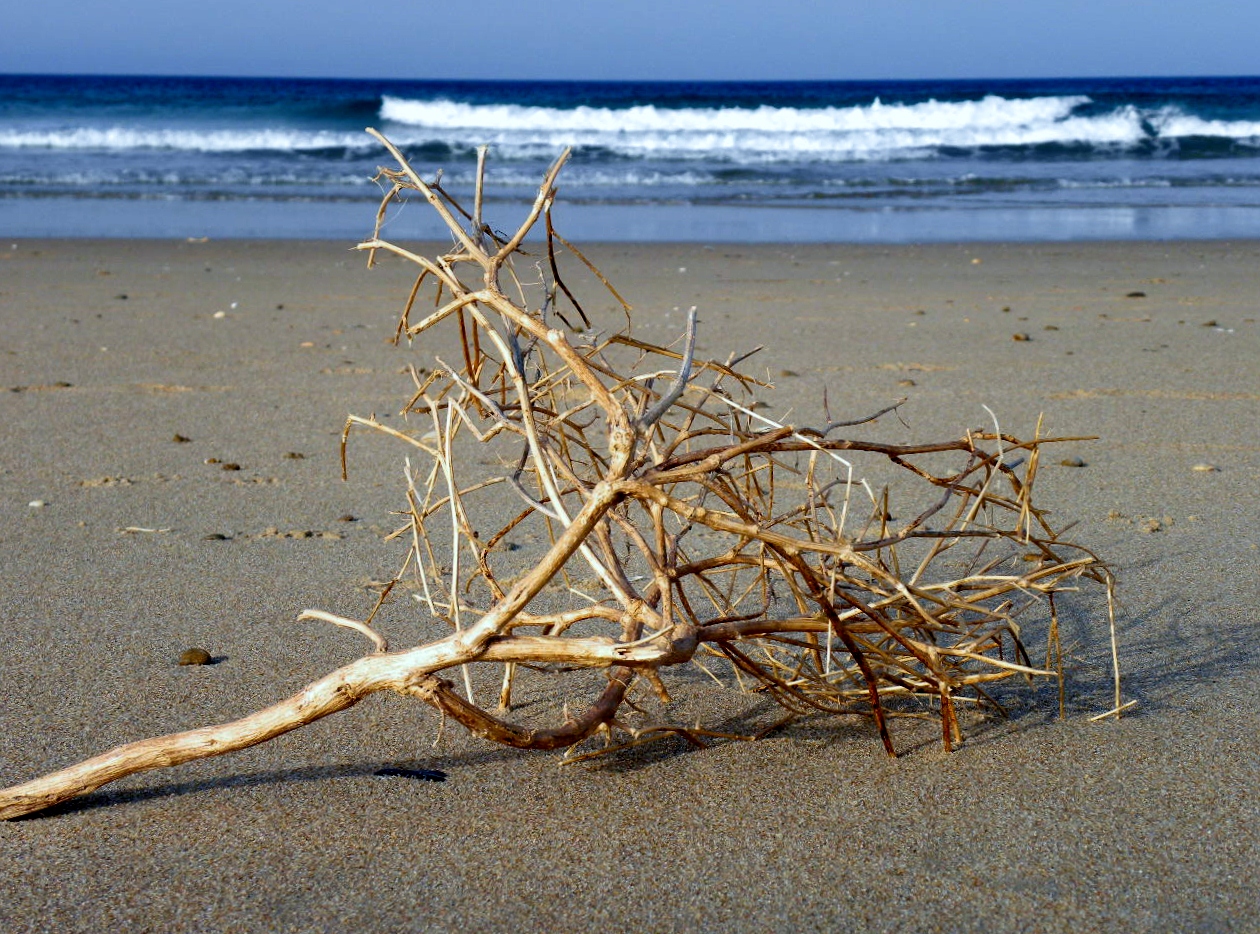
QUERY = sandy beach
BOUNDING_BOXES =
[2,236,1258,932]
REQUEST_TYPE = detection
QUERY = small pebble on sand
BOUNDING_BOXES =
[1012,333,1031,341]
[28,499,47,508]
[374,766,447,782]
[178,648,213,666]
[1191,463,1220,472]
[1060,457,1087,467]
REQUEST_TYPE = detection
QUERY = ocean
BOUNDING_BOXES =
[3,73,1260,242]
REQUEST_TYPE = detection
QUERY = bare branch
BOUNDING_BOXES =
[638,306,698,429]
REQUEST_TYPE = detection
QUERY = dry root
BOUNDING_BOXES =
[0,132,1120,820]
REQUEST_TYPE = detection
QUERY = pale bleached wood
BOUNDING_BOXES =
[0,134,1122,820]
[0,626,705,820]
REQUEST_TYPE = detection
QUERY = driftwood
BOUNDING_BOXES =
[0,132,1120,820]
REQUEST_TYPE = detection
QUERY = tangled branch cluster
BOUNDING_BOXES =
[0,134,1118,820]
[344,132,1117,759]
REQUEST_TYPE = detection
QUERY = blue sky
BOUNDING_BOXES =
[4,0,1258,81]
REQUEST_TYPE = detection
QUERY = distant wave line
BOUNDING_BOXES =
[380,93,1092,132]
[381,93,1260,142]
[2,93,1260,161]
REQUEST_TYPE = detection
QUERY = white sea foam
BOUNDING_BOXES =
[1056,177,1174,189]
[4,95,1260,163]
[0,127,374,153]
[377,94,1168,160]
[381,94,1089,133]
[1149,110,1260,140]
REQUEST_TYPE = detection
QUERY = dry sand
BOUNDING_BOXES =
[1,237,1258,932]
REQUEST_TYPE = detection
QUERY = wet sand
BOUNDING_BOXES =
[1,237,1258,932]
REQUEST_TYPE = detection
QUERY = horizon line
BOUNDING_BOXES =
[4,70,1259,86]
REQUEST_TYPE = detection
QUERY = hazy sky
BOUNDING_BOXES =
[4,0,1258,82]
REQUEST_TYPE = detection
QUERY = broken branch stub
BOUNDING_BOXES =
[0,135,1119,820]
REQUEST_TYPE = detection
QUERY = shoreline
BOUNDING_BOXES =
[7,196,1260,243]
[2,237,1258,932]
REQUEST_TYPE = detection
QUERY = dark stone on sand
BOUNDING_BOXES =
[1060,456,1087,467]
[178,648,212,666]
[202,533,231,541]
[283,451,305,459]
[172,434,192,443]
[1126,291,1146,298]
[1012,333,1031,341]
[221,463,241,471]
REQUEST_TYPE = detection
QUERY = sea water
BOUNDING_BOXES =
[3,73,1260,242]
